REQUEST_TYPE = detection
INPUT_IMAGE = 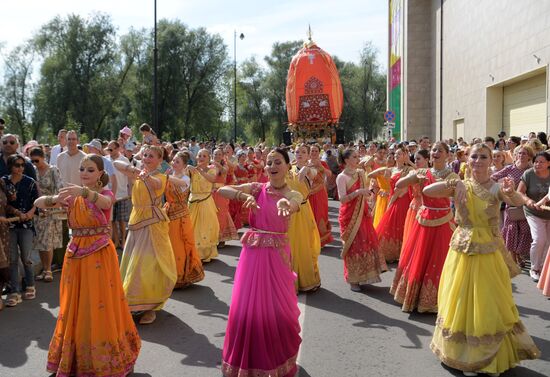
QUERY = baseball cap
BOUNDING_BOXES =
[124,142,136,151]
[120,126,132,137]
[84,139,102,151]
[408,142,417,147]
[521,135,528,141]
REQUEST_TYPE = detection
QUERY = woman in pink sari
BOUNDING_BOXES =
[336,148,387,292]
[218,148,302,377]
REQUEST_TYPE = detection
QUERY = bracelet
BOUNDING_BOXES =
[445,178,459,190]
[81,186,89,198]
[91,191,99,203]
[233,190,242,200]
[45,196,55,206]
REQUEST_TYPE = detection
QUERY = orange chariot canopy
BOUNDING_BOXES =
[286,35,343,136]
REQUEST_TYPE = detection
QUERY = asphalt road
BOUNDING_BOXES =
[1,200,549,377]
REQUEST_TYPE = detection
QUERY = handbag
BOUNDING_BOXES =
[508,206,526,221]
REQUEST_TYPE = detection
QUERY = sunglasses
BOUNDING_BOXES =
[13,163,25,168]
[3,140,16,145]
[31,159,40,164]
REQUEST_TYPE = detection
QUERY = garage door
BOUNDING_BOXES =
[503,73,547,137]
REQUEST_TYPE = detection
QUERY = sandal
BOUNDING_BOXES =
[139,310,156,325]
[23,286,36,300]
[35,271,46,281]
[44,271,53,283]
[6,293,22,307]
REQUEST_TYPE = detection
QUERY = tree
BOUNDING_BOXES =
[239,57,269,141]
[264,41,302,142]
[129,20,229,140]
[32,13,119,138]
[1,42,36,142]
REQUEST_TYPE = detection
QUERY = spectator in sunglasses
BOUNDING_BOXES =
[0,134,37,180]
[3,154,40,307]
[29,147,63,283]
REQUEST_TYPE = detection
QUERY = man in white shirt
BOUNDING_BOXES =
[84,139,117,197]
[56,131,85,186]
[106,140,132,249]
[49,129,68,166]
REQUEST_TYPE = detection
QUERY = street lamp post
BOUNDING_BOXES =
[153,0,158,130]
[233,31,244,142]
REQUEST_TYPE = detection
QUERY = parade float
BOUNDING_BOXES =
[285,29,343,141]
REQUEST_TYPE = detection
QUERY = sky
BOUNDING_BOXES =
[1,0,388,68]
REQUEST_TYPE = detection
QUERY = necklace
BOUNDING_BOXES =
[344,168,356,176]
[431,166,451,179]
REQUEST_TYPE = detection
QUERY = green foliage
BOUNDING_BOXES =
[0,14,386,145]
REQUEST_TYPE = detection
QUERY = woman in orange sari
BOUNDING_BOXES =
[309,143,334,247]
[212,148,238,245]
[36,154,140,377]
[336,148,387,292]
[166,151,205,288]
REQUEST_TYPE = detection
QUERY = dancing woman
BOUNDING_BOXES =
[308,143,334,247]
[219,148,302,377]
[427,143,540,376]
[401,149,429,242]
[36,154,140,376]
[390,142,458,312]
[165,151,204,288]
[369,144,412,262]
[212,148,239,245]
[188,148,220,262]
[114,145,177,325]
[369,147,394,227]
[336,148,387,292]
[287,144,322,292]
[229,150,249,230]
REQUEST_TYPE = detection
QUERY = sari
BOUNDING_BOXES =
[339,172,387,284]
[431,180,539,374]
[222,183,301,377]
[287,167,322,291]
[165,181,205,288]
[212,167,239,242]
[189,168,220,262]
[308,161,334,247]
[47,191,140,377]
[120,174,177,311]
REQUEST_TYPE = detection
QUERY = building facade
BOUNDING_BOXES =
[389,0,550,141]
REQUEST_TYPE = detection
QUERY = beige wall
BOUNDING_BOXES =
[403,0,550,140]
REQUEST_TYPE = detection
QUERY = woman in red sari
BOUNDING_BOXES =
[336,148,387,292]
[370,144,412,263]
[402,149,430,242]
[309,144,334,246]
[229,151,249,230]
[390,142,458,312]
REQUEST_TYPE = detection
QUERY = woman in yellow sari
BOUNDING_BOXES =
[287,144,322,292]
[425,143,540,376]
[189,149,220,262]
[36,154,140,377]
[114,145,177,325]
[165,151,205,288]
[368,151,395,227]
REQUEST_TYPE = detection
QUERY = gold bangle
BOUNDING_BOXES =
[81,187,89,198]
[45,196,54,206]
[91,191,99,203]
[445,178,459,190]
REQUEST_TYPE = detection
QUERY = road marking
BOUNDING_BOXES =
[296,292,307,377]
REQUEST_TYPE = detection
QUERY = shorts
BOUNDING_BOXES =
[113,198,132,222]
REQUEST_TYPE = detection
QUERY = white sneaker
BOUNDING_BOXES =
[530,270,540,282]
